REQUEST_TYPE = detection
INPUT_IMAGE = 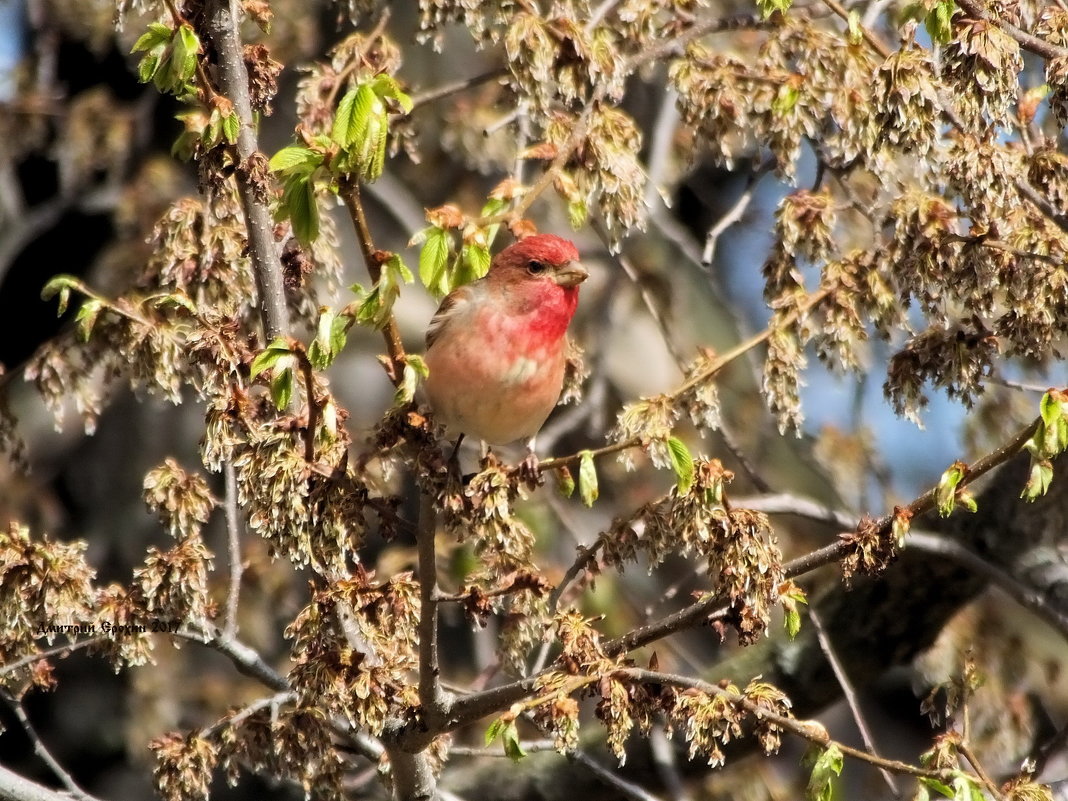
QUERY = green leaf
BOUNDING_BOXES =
[281,175,320,245]
[956,490,977,513]
[919,777,956,799]
[772,82,800,115]
[372,74,414,114]
[131,22,172,54]
[394,362,420,407]
[41,275,78,315]
[579,450,599,507]
[419,227,451,295]
[567,197,588,229]
[309,308,349,369]
[269,145,321,174]
[332,86,366,149]
[271,367,294,410]
[666,436,694,494]
[249,337,293,380]
[936,462,966,517]
[484,717,505,747]
[501,720,527,762]
[75,299,103,342]
[458,242,492,285]
[925,0,955,45]
[804,743,843,801]
[138,52,161,84]
[406,353,429,379]
[173,24,199,83]
[846,10,864,44]
[221,112,240,144]
[1021,458,1054,501]
[384,253,414,285]
[756,0,792,19]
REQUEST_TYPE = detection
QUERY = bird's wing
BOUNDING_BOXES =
[425,284,475,350]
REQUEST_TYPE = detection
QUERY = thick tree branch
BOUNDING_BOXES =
[202,0,289,340]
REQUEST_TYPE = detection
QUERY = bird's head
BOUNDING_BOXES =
[489,234,588,291]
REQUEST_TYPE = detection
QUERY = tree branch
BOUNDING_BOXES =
[222,461,243,639]
[337,177,407,385]
[202,0,289,340]
[417,490,446,718]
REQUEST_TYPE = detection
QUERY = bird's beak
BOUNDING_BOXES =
[553,261,589,287]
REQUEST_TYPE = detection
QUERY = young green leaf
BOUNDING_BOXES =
[41,275,79,315]
[173,25,200,84]
[666,436,694,494]
[281,175,320,245]
[249,338,294,381]
[75,299,104,342]
[936,461,967,517]
[308,308,349,369]
[419,227,451,294]
[271,366,294,410]
[269,145,322,174]
[579,450,599,507]
[1021,458,1054,501]
[804,743,843,801]
[371,74,414,113]
[501,720,527,762]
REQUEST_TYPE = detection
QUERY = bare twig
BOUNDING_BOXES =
[0,635,107,679]
[702,160,774,266]
[809,608,900,797]
[1,691,100,801]
[223,461,243,639]
[591,221,687,370]
[959,741,1007,801]
[569,748,666,801]
[0,762,104,801]
[337,177,407,385]
[408,69,507,109]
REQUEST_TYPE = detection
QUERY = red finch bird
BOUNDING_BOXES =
[423,234,587,451]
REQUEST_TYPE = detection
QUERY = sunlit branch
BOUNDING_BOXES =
[202,0,289,340]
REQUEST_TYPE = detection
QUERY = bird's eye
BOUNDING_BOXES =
[527,259,547,275]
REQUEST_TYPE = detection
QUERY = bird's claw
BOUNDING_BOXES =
[516,450,543,489]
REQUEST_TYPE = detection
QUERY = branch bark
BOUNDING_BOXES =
[202,0,289,340]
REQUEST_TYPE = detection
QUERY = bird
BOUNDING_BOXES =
[423,233,587,458]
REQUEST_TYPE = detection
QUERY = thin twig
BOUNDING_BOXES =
[1,691,100,801]
[535,286,833,475]
[702,160,774,266]
[959,741,1007,801]
[809,608,901,797]
[591,221,687,370]
[222,461,243,639]
[409,69,507,109]
[0,636,107,679]
[620,669,974,783]
[569,748,666,801]
[336,177,407,385]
